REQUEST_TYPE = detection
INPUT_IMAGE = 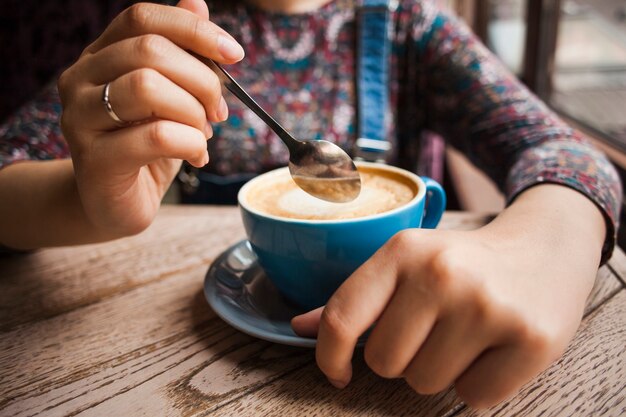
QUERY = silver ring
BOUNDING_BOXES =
[102,82,128,125]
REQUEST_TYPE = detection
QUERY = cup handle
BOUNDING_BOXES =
[421,176,446,229]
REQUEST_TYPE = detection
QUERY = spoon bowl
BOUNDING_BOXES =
[289,139,360,202]
[201,58,361,203]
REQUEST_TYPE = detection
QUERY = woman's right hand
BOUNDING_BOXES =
[58,0,243,236]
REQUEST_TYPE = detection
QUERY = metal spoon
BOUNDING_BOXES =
[202,58,361,203]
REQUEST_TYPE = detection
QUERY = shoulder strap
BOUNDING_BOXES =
[354,0,396,162]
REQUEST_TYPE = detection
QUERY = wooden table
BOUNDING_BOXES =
[1,206,624,416]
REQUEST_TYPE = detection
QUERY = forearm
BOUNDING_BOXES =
[481,184,605,306]
[416,6,620,259]
[0,160,118,249]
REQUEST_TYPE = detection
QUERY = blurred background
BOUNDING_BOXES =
[1,0,625,242]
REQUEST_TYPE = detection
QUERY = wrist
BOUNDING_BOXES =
[480,184,604,293]
[0,160,119,249]
[483,184,605,258]
[475,184,605,316]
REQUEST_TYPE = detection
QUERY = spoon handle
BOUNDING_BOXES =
[201,58,299,152]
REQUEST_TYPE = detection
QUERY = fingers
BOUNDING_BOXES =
[315,244,400,388]
[298,226,570,408]
[86,3,244,63]
[362,280,438,379]
[90,120,209,170]
[455,320,560,408]
[402,315,489,395]
[399,281,501,394]
[77,35,226,123]
[291,307,323,338]
[455,344,546,408]
[62,1,239,137]
[177,0,209,19]
[75,71,213,135]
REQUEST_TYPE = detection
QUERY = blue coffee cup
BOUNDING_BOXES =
[238,162,446,311]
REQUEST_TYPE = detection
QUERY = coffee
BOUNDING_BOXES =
[244,166,417,220]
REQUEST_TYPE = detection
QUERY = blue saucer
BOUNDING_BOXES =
[204,240,318,348]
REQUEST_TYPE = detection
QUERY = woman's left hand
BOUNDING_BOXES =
[292,184,605,408]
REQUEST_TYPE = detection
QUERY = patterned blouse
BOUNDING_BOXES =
[0,0,621,262]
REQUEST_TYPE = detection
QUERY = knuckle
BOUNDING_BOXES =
[129,68,160,101]
[382,230,418,268]
[190,19,207,44]
[363,346,400,378]
[57,69,72,102]
[125,3,155,32]
[57,68,81,107]
[507,313,559,362]
[467,286,495,325]
[147,121,171,150]
[189,18,218,45]
[518,323,553,356]
[58,88,84,136]
[134,34,170,61]
[79,41,95,58]
[425,249,459,293]
[387,229,417,252]
[320,303,352,342]
[59,112,73,136]
[59,116,82,153]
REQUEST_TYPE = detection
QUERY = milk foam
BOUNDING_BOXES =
[246,169,416,220]
[275,186,398,218]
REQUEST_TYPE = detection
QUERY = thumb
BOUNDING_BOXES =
[176,0,209,19]
[291,306,324,338]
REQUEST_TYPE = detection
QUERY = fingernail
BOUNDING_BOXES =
[328,378,348,389]
[198,151,209,168]
[218,96,229,121]
[218,35,245,61]
[204,122,213,138]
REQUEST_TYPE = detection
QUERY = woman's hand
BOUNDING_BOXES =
[292,184,606,408]
[58,0,243,236]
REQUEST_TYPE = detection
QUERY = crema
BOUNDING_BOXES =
[244,167,417,220]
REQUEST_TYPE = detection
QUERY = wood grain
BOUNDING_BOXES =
[0,205,245,332]
[1,207,624,417]
[607,248,626,287]
[439,211,496,231]
[458,290,626,417]
[0,264,315,416]
[185,266,622,417]
[209,352,462,417]
[0,209,486,334]
[584,265,623,316]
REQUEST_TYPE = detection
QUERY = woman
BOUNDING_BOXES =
[0,0,621,408]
